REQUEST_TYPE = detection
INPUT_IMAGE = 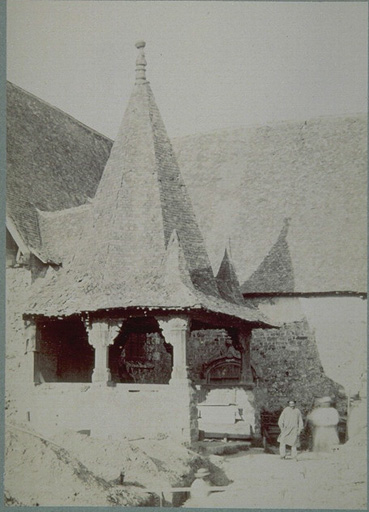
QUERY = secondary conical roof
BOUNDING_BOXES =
[241,218,295,294]
[216,248,245,305]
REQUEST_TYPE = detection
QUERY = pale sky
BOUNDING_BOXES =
[7,1,368,139]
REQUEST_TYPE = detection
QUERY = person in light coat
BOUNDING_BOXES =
[278,399,304,460]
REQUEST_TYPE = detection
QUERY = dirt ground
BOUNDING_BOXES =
[187,427,367,509]
[4,422,367,508]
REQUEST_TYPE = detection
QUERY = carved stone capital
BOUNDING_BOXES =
[156,316,190,383]
[86,319,122,349]
[156,316,189,344]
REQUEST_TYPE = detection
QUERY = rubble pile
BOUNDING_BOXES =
[4,425,212,506]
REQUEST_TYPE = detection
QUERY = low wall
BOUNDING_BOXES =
[15,382,198,443]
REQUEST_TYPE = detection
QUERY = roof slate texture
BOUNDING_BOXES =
[216,249,246,304]
[241,219,295,294]
[6,82,112,256]
[172,116,367,293]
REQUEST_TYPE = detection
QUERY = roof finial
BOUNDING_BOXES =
[280,217,291,239]
[135,40,147,84]
[227,237,232,259]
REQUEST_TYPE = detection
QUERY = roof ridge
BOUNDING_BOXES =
[145,82,219,296]
[172,112,367,141]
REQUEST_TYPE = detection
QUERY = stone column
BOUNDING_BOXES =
[156,315,198,443]
[24,320,40,384]
[239,326,254,386]
[156,316,190,383]
[85,319,122,383]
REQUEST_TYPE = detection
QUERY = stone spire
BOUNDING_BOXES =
[241,218,295,294]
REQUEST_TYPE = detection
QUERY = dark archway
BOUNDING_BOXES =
[37,317,94,382]
[108,317,172,384]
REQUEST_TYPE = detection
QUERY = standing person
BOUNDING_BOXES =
[308,396,340,453]
[278,399,304,460]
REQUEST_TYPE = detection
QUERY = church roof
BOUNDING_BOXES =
[241,219,295,294]
[173,116,366,294]
[22,42,271,326]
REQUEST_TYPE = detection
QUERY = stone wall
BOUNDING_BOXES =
[186,317,346,419]
[249,295,367,416]
[251,320,344,416]
[187,320,346,438]
[5,268,32,421]
[187,330,234,382]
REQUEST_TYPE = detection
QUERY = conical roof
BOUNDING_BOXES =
[216,248,245,305]
[66,41,218,299]
[25,43,274,327]
[241,218,295,294]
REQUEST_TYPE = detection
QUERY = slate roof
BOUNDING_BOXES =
[6,81,112,259]
[172,116,367,294]
[7,67,367,295]
[21,43,265,326]
[216,248,246,305]
[241,219,295,294]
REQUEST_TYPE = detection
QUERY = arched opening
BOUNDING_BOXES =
[37,317,94,382]
[109,317,172,384]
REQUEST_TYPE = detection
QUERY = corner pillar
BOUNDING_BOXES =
[156,315,198,443]
[156,316,190,384]
[85,319,122,383]
[239,326,254,386]
[24,319,40,384]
